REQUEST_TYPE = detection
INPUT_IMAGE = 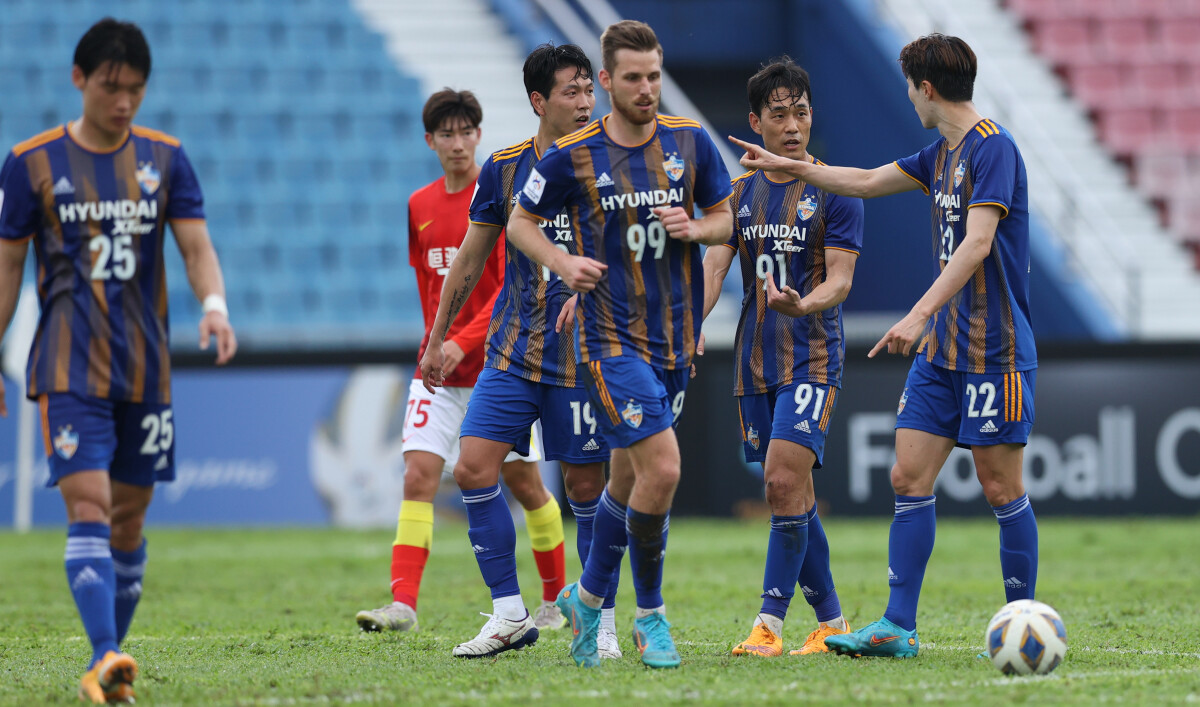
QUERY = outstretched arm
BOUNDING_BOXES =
[507,205,607,291]
[172,219,237,365]
[869,205,1002,357]
[764,247,859,318]
[702,243,735,320]
[728,136,919,200]
[419,222,504,391]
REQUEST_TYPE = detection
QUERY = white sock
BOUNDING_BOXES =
[492,595,527,621]
[601,606,617,633]
[578,584,604,609]
[820,615,848,631]
[635,605,665,620]
[756,613,784,637]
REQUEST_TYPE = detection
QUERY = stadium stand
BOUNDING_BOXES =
[1008,0,1200,260]
[0,0,434,348]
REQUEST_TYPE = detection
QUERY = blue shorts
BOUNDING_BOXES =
[737,381,839,468]
[39,392,176,487]
[580,356,689,449]
[895,355,1036,448]
[460,366,611,463]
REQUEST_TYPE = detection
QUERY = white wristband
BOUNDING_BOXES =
[201,294,228,317]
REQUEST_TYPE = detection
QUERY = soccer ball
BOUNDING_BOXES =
[985,599,1067,675]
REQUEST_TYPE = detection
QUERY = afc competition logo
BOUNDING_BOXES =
[522,167,546,204]
[54,425,79,460]
[662,153,685,182]
[897,388,909,415]
[621,401,643,429]
[796,195,817,221]
[954,160,966,188]
[746,424,760,451]
[136,162,161,195]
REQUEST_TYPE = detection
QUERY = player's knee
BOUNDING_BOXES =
[978,472,1023,507]
[109,511,146,551]
[890,463,927,496]
[562,464,605,502]
[66,497,109,525]
[499,463,542,503]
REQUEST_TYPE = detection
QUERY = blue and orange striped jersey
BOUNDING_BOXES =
[894,118,1037,374]
[470,137,580,387]
[0,125,204,404]
[517,114,733,370]
[723,165,864,395]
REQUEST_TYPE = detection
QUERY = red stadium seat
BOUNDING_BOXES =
[1067,64,1126,109]
[1134,147,1191,199]
[1031,19,1097,67]
[1096,108,1163,157]
[1167,186,1200,244]
[1128,62,1189,108]
[1095,18,1157,64]
[1160,19,1200,62]
[1164,106,1200,151]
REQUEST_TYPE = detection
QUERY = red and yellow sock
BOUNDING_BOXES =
[524,496,566,601]
[390,500,433,609]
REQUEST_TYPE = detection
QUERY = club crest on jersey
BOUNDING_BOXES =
[54,425,79,460]
[796,195,817,221]
[136,162,161,195]
[953,161,965,188]
[621,401,643,429]
[746,424,760,450]
[662,154,685,182]
[897,388,909,415]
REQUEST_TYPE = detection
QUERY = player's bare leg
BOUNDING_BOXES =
[452,438,540,657]
[60,472,139,703]
[560,460,622,657]
[826,429,955,658]
[356,451,443,633]
[101,480,151,702]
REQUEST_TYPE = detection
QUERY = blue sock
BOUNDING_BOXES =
[760,514,808,620]
[883,495,936,632]
[65,522,119,666]
[111,539,147,646]
[568,497,599,569]
[579,490,627,601]
[626,507,669,610]
[462,485,519,599]
[798,504,842,623]
[993,494,1038,601]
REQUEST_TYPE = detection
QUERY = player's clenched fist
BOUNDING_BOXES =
[555,254,607,292]
[653,206,699,241]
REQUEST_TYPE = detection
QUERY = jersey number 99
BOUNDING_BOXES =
[627,221,666,262]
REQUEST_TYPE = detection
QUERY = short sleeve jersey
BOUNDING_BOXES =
[894,118,1036,374]
[469,138,581,388]
[723,164,864,395]
[517,115,733,370]
[0,125,204,404]
[408,175,505,387]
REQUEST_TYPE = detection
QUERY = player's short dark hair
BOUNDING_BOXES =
[747,56,812,116]
[422,88,482,134]
[74,18,152,80]
[898,33,976,102]
[600,19,662,73]
[523,43,593,116]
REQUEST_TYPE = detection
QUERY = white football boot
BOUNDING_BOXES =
[355,602,418,632]
[452,612,540,658]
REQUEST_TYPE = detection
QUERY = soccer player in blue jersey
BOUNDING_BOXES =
[702,58,862,658]
[0,19,236,702]
[418,43,623,659]
[731,34,1038,658]
[502,20,734,669]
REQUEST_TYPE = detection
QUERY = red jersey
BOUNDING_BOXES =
[408,174,505,387]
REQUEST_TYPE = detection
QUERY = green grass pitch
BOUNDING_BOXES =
[2,517,1198,705]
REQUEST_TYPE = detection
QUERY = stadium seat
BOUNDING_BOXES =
[1095,19,1157,65]
[1134,148,1192,200]
[1031,19,1096,67]
[1066,64,1125,109]
[1128,63,1190,108]
[1164,106,1200,151]
[1160,19,1200,62]
[1096,108,1162,158]
[1168,186,1200,243]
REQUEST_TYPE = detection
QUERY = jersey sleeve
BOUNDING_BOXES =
[517,145,575,221]
[469,156,505,227]
[721,180,743,251]
[407,195,419,268]
[0,153,38,241]
[966,137,1018,218]
[693,127,734,210]
[165,146,205,220]
[893,141,939,196]
[823,193,865,255]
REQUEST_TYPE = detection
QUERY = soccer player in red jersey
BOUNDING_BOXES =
[0,19,236,703]
[354,90,567,636]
